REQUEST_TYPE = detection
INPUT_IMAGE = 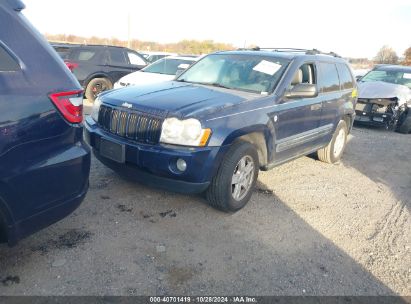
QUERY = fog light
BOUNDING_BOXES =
[176,158,187,172]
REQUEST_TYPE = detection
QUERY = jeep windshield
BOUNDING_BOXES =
[177,54,290,94]
[360,69,411,89]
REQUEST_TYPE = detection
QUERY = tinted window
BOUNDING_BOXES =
[109,49,126,65]
[0,44,20,71]
[318,62,340,93]
[71,49,97,62]
[336,63,354,89]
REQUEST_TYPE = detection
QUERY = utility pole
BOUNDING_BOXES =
[127,13,131,48]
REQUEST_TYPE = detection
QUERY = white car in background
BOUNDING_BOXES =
[113,56,198,89]
[139,51,177,63]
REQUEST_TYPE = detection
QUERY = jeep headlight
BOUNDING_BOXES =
[91,97,102,122]
[160,118,211,147]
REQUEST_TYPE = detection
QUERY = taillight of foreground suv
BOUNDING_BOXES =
[49,90,83,123]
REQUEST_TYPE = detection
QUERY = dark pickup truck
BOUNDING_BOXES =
[85,48,357,212]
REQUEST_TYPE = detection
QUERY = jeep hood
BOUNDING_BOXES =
[101,81,259,118]
[358,81,411,107]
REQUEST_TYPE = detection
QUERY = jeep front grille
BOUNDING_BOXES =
[97,105,163,144]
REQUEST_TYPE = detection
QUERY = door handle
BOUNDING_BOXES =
[311,104,322,111]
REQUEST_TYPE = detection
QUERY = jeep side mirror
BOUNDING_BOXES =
[284,83,318,98]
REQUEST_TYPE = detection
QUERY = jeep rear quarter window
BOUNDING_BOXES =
[0,43,20,72]
[318,62,340,93]
[336,63,354,90]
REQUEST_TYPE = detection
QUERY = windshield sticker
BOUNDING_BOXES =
[403,73,411,79]
[178,63,190,69]
[253,60,281,76]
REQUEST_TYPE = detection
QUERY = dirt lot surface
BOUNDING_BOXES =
[0,121,410,295]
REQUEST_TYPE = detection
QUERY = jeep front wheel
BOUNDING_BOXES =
[317,120,348,164]
[206,142,259,212]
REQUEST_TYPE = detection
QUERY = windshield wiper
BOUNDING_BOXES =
[192,82,232,89]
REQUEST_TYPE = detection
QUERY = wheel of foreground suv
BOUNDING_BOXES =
[206,141,259,212]
[317,120,348,164]
[396,109,411,134]
[85,78,112,102]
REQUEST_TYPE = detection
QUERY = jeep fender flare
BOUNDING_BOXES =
[220,124,275,168]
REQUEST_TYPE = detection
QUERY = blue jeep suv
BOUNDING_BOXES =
[85,48,356,212]
[0,0,91,244]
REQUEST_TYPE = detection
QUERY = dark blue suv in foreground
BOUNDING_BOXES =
[0,0,91,245]
[85,48,356,212]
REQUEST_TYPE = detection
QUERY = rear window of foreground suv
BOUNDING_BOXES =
[0,43,20,72]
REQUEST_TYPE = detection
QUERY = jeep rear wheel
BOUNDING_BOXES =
[85,78,112,102]
[206,142,259,212]
[317,120,348,164]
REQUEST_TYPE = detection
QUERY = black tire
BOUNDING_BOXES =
[317,120,348,164]
[396,109,411,134]
[85,78,112,102]
[206,141,259,212]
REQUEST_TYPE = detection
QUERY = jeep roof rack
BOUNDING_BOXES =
[237,47,341,58]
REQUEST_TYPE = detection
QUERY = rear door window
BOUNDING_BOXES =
[0,44,20,72]
[318,62,340,93]
[336,63,354,89]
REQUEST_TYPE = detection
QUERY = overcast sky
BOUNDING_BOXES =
[23,0,410,59]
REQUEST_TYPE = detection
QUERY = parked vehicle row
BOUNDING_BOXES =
[6,0,408,245]
[139,51,177,64]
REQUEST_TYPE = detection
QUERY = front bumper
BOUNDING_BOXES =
[354,101,394,127]
[84,116,228,194]
[354,112,392,126]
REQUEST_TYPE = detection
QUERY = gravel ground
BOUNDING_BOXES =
[0,122,410,296]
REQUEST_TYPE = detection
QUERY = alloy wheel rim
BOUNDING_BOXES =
[333,128,346,157]
[231,155,255,201]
